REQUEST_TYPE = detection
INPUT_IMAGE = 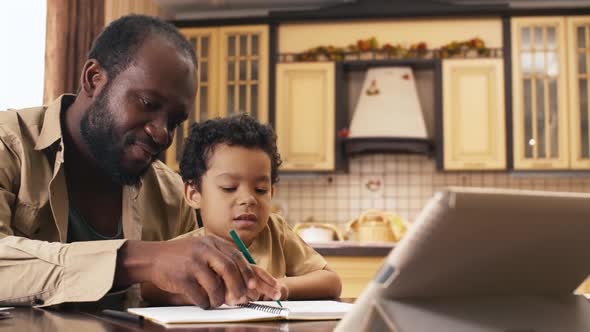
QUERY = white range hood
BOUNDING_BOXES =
[349,67,428,139]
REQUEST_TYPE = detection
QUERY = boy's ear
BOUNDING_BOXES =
[184,182,201,209]
[271,186,275,198]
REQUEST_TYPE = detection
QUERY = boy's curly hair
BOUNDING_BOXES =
[179,114,282,190]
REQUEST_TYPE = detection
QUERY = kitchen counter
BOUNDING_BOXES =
[311,241,394,257]
[309,241,394,297]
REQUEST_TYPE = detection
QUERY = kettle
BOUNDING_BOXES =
[347,209,407,243]
[293,222,344,243]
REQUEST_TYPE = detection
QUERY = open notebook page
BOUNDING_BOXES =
[258,301,353,320]
[128,300,353,324]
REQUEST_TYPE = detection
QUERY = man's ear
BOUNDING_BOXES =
[80,59,108,98]
[184,182,201,209]
[270,186,275,198]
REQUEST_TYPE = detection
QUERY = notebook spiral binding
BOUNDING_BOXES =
[238,303,287,315]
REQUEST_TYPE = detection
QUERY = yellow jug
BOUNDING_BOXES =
[347,210,407,243]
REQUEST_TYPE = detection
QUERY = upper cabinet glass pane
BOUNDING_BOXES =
[547,52,558,77]
[227,85,235,115]
[240,35,248,56]
[250,84,258,119]
[201,61,208,82]
[251,60,258,81]
[239,85,247,113]
[199,86,208,123]
[228,61,235,81]
[251,35,259,56]
[521,27,531,50]
[201,36,209,57]
[578,26,586,49]
[228,35,236,56]
[534,27,543,50]
[239,60,247,81]
[579,52,587,74]
[521,52,532,74]
[534,52,545,74]
[547,27,556,50]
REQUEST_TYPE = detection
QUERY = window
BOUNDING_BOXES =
[0,1,46,110]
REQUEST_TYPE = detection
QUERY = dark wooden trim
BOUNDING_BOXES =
[434,59,444,170]
[334,62,348,172]
[268,0,510,22]
[509,170,590,176]
[343,137,434,156]
[503,16,514,170]
[268,23,278,128]
[172,16,270,28]
[502,8,590,17]
[171,7,590,28]
[342,59,438,71]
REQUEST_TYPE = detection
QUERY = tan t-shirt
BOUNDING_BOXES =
[189,214,328,278]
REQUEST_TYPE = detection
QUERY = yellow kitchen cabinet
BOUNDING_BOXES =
[567,16,590,169]
[165,25,269,171]
[324,256,385,298]
[442,59,506,170]
[275,62,335,171]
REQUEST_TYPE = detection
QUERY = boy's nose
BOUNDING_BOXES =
[238,193,257,206]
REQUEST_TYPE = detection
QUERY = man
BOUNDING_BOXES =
[0,15,280,308]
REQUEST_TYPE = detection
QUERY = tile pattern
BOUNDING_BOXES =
[273,154,590,228]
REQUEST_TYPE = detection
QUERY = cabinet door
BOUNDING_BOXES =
[567,16,590,169]
[324,256,385,298]
[511,17,569,169]
[218,25,269,123]
[166,28,219,171]
[276,62,335,171]
[442,59,506,170]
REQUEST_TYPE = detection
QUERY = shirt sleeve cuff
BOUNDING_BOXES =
[47,239,127,306]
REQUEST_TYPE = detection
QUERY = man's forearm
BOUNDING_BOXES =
[0,236,125,306]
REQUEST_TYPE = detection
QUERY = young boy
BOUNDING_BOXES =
[177,114,342,301]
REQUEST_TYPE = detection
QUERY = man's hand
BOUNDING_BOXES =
[115,235,279,308]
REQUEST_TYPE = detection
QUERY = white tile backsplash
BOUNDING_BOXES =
[274,154,590,227]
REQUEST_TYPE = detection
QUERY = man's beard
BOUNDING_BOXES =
[80,87,148,185]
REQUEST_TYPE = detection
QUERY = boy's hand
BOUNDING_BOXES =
[249,266,285,301]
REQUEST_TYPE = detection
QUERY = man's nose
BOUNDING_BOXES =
[145,120,170,147]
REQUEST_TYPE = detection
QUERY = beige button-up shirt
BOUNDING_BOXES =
[0,95,196,307]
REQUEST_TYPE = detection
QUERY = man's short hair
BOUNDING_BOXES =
[88,14,197,81]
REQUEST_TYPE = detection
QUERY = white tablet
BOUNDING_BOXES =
[337,187,590,332]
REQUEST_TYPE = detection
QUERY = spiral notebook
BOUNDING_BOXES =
[128,301,353,324]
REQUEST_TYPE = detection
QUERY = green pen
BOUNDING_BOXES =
[229,229,283,308]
